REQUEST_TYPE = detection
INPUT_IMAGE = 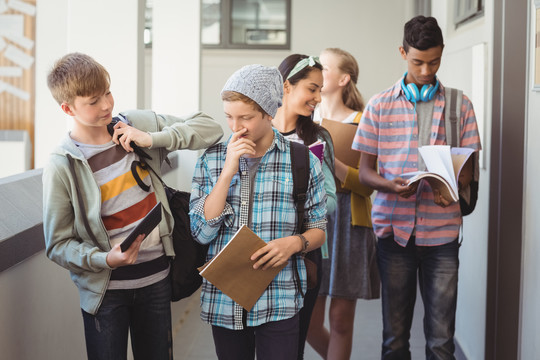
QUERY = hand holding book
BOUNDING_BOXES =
[402,146,476,204]
[198,225,287,311]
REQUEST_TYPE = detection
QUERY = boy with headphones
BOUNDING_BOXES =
[353,16,481,359]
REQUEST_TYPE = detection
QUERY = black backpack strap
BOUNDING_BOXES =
[289,141,310,233]
[66,154,104,251]
[289,141,310,297]
[131,160,151,192]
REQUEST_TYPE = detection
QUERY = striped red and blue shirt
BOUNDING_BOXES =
[352,79,481,247]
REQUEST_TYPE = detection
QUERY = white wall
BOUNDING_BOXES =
[0,253,85,360]
[520,2,540,358]
[151,0,203,192]
[152,0,200,114]
[432,2,493,359]
[201,0,416,138]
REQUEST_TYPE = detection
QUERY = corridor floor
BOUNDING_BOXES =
[170,290,426,360]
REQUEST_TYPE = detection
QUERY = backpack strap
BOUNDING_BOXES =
[289,141,310,233]
[289,141,310,297]
[444,87,463,147]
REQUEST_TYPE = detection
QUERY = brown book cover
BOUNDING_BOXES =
[198,225,287,311]
[320,118,361,168]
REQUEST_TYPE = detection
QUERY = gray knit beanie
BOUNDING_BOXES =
[221,64,283,118]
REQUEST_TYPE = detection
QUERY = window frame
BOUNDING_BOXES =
[201,0,291,50]
[454,0,484,26]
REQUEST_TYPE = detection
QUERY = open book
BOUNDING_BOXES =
[402,146,475,202]
[198,225,287,311]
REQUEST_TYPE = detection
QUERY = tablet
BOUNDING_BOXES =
[120,202,162,252]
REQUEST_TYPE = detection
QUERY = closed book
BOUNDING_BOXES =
[320,118,361,167]
[119,202,162,252]
[198,225,287,311]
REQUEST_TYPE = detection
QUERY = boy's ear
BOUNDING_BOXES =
[399,46,407,60]
[61,102,75,116]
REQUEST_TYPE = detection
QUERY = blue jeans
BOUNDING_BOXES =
[82,276,172,360]
[377,235,459,360]
[211,313,299,360]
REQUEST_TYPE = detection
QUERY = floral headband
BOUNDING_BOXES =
[286,56,321,80]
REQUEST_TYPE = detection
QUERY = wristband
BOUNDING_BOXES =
[296,233,309,257]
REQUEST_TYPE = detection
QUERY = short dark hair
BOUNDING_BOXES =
[402,16,444,53]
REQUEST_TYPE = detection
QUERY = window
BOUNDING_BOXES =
[454,0,484,26]
[201,0,291,49]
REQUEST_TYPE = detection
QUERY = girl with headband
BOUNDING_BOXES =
[272,53,337,359]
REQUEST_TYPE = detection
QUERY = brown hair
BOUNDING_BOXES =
[47,52,110,105]
[221,91,267,116]
[322,48,364,112]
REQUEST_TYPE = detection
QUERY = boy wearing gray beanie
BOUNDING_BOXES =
[189,64,328,360]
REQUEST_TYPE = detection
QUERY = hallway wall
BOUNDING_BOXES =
[521,1,540,357]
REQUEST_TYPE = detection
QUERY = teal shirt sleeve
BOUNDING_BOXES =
[322,159,337,215]
[320,133,337,215]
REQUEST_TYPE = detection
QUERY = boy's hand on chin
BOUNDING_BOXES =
[223,128,256,175]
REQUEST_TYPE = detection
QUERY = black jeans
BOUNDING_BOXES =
[211,313,300,360]
[82,276,172,360]
[297,248,322,359]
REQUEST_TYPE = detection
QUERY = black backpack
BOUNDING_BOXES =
[163,186,208,301]
[109,116,208,302]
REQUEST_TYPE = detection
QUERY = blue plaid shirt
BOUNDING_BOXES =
[190,129,327,330]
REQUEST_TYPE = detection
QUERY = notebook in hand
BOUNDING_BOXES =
[320,118,361,167]
[198,225,287,311]
[120,202,162,252]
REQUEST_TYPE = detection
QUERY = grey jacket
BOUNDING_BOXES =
[42,110,223,315]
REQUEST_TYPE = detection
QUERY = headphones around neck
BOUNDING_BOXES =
[400,72,439,103]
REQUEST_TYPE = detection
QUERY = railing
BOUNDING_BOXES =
[0,168,44,272]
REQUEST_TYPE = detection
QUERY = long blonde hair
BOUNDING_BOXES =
[322,48,364,112]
